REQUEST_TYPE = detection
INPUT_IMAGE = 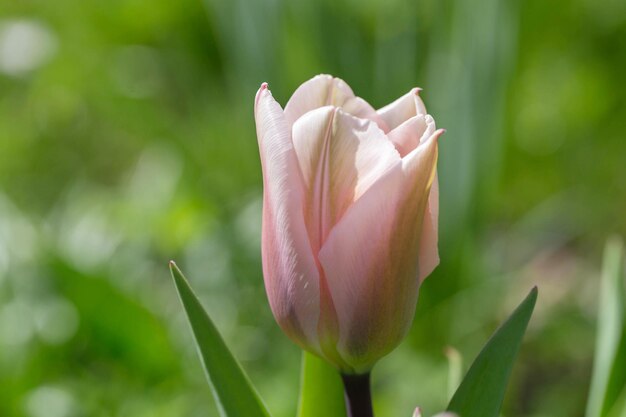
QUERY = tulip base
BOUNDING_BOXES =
[341,373,374,417]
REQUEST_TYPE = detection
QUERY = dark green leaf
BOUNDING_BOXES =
[297,352,347,417]
[170,261,271,417]
[447,287,538,417]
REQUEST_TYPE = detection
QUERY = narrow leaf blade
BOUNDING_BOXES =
[297,352,347,417]
[447,286,538,417]
[586,238,626,417]
[170,261,271,417]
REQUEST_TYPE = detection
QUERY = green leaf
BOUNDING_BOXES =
[297,352,347,417]
[604,384,626,417]
[169,261,271,417]
[447,286,538,417]
[586,238,626,417]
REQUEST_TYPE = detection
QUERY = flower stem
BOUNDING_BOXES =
[341,373,374,417]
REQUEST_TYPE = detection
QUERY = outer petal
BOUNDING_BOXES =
[419,173,439,281]
[387,114,436,157]
[388,113,439,279]
[404,130,443,283]
[291,106,401,252]
[377,88,427,131]
[254,84,321,352]
[291,106,401,369]
[284,74,388,131]
[318,129,442,372]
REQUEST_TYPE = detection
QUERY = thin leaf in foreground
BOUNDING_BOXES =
[170,261,271,417]
[447,286,538,417]
[586,238,626,417]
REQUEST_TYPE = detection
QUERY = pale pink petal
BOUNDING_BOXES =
[419,174,439,281]
[284,74,389,131]
[387,114,436,157]
[402,130,443,282]
[254,83,322,352]
[284,75,354,127]
[317,132,440,372]
[342,97,390,133]
[377,88,427,131]
[291,106,401,254]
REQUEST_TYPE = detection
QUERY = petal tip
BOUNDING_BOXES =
[424,128,445,144]
[255,82,273,112]
[315,73,333,80]
[422,128,445,147]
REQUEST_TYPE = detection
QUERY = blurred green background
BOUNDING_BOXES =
[0,0,624,416]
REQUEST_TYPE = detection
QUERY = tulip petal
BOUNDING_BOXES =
[318,130,441,372]
[387,114,436,157]
[291,106,401,253]
[341,97,390,133]
[254,84,322,352]
[404,131,444,283]
[284,74,388,131]
[377,88,427,131]
[389,114,439,280]
[419,173,439,281]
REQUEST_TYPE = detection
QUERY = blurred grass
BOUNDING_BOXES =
[0,0,624,416]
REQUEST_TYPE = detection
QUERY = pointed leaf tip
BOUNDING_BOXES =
[447,287,538,417]
[170,263,271,417]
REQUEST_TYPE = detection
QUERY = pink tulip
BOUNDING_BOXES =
[254,74,443,374]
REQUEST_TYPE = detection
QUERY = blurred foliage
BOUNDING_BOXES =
[0,0,624,416]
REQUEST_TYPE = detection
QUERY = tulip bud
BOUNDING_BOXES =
[254,75,443,374]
